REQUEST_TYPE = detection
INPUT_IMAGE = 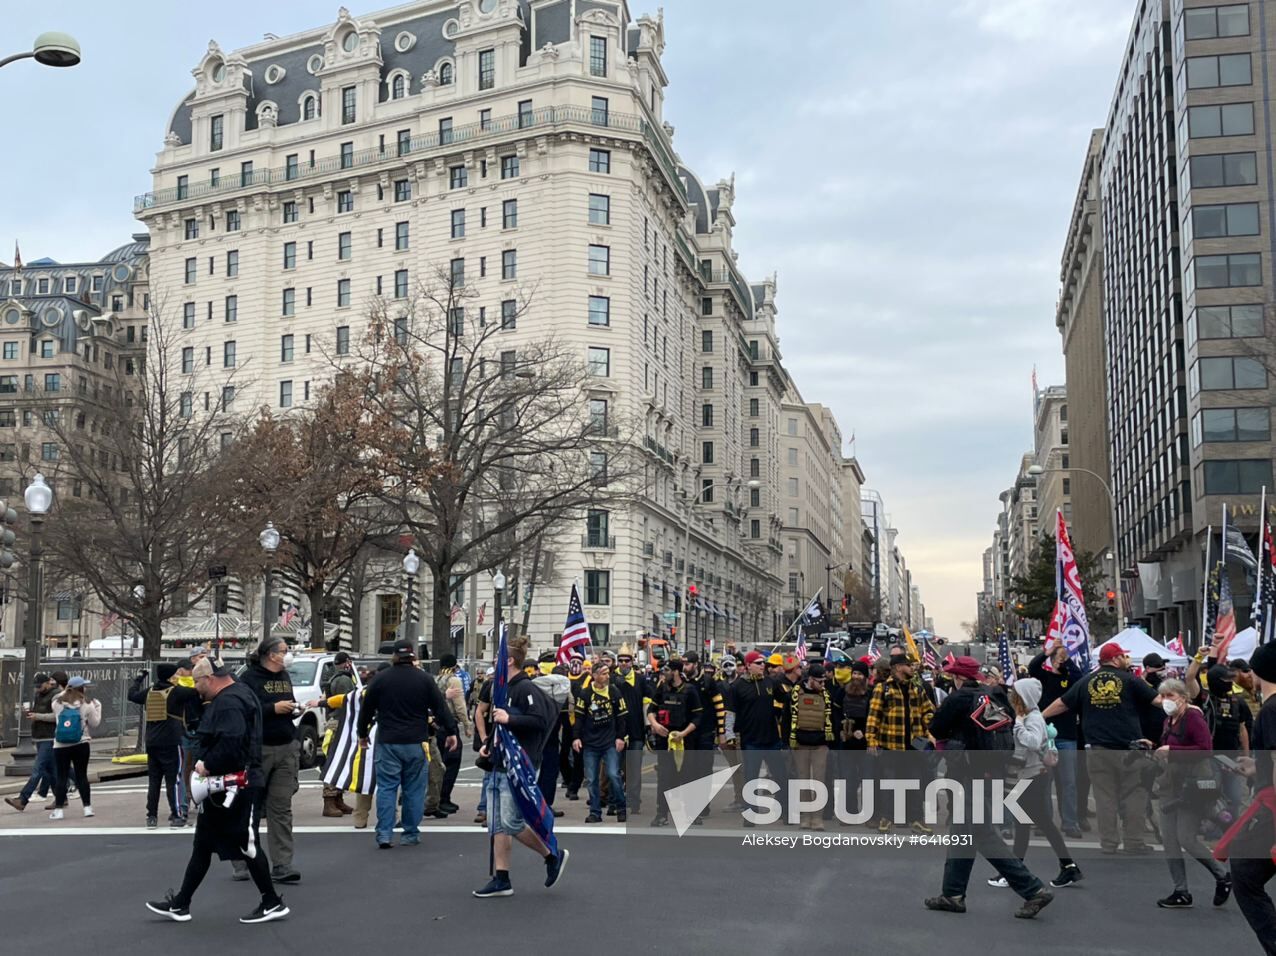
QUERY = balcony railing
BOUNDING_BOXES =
[136,104,685,212]
[581,534,616,551]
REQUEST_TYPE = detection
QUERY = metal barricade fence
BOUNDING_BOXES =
[1,658,156,748]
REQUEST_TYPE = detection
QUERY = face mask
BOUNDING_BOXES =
[175,675,195,688]
[1161,699,1179,716]
[282,652,294,667]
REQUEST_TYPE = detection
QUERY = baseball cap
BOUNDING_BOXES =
[191,658,230,679]
[392,638,415,657]
[806,663,826,680]
[683,650,700,664]
[767,653,784,666]
[942,656,981,681]
[1228,658,1252,673]
[1142,652,1167,669]
[1098,643,1127,663]
[333,651,351,666]
[33,672,51,685]
[67,676,92,689]
[744,650,765,666]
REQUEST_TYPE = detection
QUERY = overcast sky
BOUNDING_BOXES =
[3,0,1133,636]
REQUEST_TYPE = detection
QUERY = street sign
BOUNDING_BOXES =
[661,611,678,624]
[207,565,227,581]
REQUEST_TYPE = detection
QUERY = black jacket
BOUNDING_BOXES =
[358,662,456,745]
[238,662,298,747]
[690,670,725,745]
[197,681,264,788]
[613,668,648,743]
[929,680,984,748]
[128,675,201,749]
[573,683,629,750]
[1028,653,1080,741]
[727,676,784,748]
[28,685,59,741]
[486,673,557,772]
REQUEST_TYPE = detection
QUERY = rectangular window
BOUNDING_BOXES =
[1194,407,1270,444]
[393,221,409,251]
[394,269,408,299]
[501,249,517,279]
[184,219,198,241]
[337,191,354,213]
[281,288,295,316]
[702,403,714,427]
[1202,459,1272,494]
[43,373,59,392]
[701,366,713,388]
[1190,152,1257,188]
[787,477,799,496]
[176,175,189,200]
[182,302,196,329]
[1188,102,1254,137]
[337,231,352,261]
[591,96,609,126]
[501,155,519,179]
[589,36,607,77]
[225,250,238,277]
[1192,303,1264,341]
[518,99,533,129]
[1194,253,1261,288]
[1192,202,1259,238]
[589,148,611,173]
[502,199,518,229]
[586,510,610,547]
[588,193,610,225]
[240,161,253,187]
[501,299,517,330]
[225,209,240,231]
[41,442,58,462]
[1,343,14,361]
[208,168,219,188]
[749,427,760,447]
[587,347,611,377]
[337,278,352,308]
[1186,53,1252,88]
[283,200,298,223]
[340,141,354,169]
[279,380,293,408]
[701,330,713,352]
[181,347,194,374]
[450,257,465,288]
[588,244,610,276]
[702,441,714,464]
[335,326,350,356]
[280,334,294,363]
[1185,4,1250,39]
[341,86,356,124]
[283,241,296,270]
[584,569,610,605]
[209,114,224,151]
[451,209,466,239]
[1195,356,1267,392]
[223,341,236,368]
[480,109,492,131]
[450,166,467,189]
[285,153,299,181]
[394,317,409,346]
[749,397,759,416]
[589,398,608,433]
[224,295,237,323]
[787,447,798,465]
[588,295,610,327]
[478,49,495,90]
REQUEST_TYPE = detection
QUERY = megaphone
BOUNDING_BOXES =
[190,770,249,809]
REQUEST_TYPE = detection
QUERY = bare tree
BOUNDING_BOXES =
[347,267,638,657]
[36,298,254,658]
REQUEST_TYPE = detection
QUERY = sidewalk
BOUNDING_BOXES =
[0,737,149,795]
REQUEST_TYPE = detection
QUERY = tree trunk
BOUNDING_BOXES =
[307,582,326,650]
[429,565,453,661]
[141,607,163,661]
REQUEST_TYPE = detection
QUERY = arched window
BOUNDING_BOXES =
[302,95,317,120]
[391,74,405,99]
[439,61,454,86]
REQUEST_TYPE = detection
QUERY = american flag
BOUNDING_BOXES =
[998,630,1016,686]
[795,626,808,663]
[1254,515,1276,646]
[477,602,487,626]
[865,635,880,663]
[449,602,464,625]
[279,605,298,627]
[922,637,939,670]
[1166,633,1186,658]
[556,582,591,664]
[1214,567,1238,661]
[100,611,119,634]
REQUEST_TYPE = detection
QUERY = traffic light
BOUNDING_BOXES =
[1106,590,1116,614]
[996,600,1005,611]
[687,583,698,601]
[0,501,16,569]
[840,595,849,616]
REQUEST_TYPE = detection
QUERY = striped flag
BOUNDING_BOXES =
[865,635,880,663]
[556,582,590,664]
[100,611,120,634]
[1214,568,1238,662]
[795,626,808,664]
[998,630,1016,686]
[922,637,939,670]
[1166,634,1186,658]
[1254,513,1276,645]
[321,671,376,795]
[279,605,298,627]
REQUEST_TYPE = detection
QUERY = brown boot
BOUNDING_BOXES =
[336,796,355,815]
[322,795,344,818]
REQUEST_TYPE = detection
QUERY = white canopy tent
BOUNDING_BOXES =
[1225,627,1258,661]
[1097,626,1188,665]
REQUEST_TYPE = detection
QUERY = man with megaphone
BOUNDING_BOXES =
[146,658,291,925]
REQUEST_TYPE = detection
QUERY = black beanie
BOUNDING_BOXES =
[157,663,178,682]
[1251,643,1276,683]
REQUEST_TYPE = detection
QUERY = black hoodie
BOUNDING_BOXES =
[238,662,297,747]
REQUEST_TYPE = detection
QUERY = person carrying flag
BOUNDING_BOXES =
[474,633,569,898]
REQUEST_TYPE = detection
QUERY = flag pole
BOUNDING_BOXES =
[778,587,823,643]
[1201,523,1213,653]
[1256,488,1267,632]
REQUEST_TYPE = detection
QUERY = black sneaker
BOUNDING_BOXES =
[473,875,513,898]
[544,848,569,889]
[1213,877,1232,907]
[1050,864,1083,888]
[565,790,580,801]
[551,809,564,818]
[924,895,966,914]
[606,806,617,816]
[439,801,459,813]
[616,810,628,823]
[1015,890,1054,920]
[146,893,191,922]
[1157,891,1193,909]
[585,813,602,823]
[650,814,669,827]
[146,816,158,830]
[240,899,290,924]
[271,868,301,884]
[169,816,186,829]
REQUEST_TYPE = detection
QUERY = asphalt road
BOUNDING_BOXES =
[0,826,1257,954]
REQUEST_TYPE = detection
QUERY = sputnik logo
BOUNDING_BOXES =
[665,764,740,836]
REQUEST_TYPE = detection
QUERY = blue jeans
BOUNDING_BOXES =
[19,740,55,802]
[375,742,427,845]
[477,770,491,814]
[583,746,624,816]
[1053,739,1079,830]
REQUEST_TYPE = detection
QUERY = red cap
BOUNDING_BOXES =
[743,650,765,666]
[1099,643,1127,663]
[942,655,982,680]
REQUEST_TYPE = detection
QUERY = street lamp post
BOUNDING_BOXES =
[492,569,506,656]
[679,477,759,655]
[402,548,420,643]
[1027,463,1123,628]
[259,521,280,644]
[0,32,81,70]
[8,474,52,774]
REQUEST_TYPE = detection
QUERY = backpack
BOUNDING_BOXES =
[967,691,1014,754]
[55,706,82,744]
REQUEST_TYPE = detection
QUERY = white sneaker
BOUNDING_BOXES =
[49,808,64,820]
[83,806,94,818]
[987,877,1009,888]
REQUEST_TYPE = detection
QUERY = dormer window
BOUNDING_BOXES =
[439,61,454,86]
[341,31,358,53]
[210,60,225,83]
[391,74,405,99]
[302,94,318,120]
